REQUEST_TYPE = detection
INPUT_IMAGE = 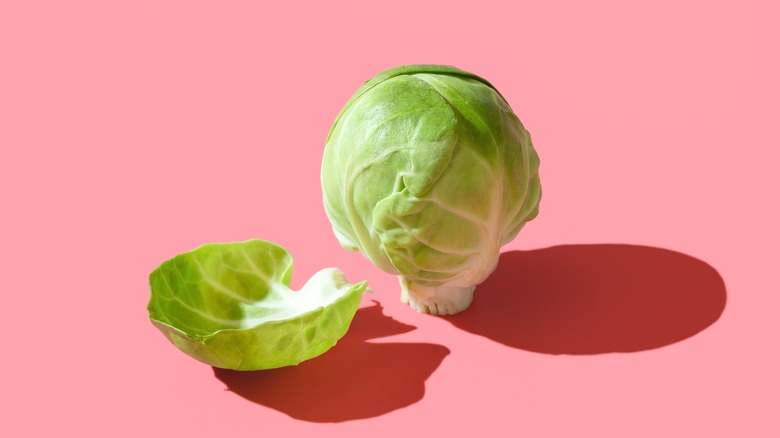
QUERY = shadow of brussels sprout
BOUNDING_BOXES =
[213,301,450,422]
[445,244,727,354]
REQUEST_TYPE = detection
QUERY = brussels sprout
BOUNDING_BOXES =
[322,65,541,315]
[147,239,368,370]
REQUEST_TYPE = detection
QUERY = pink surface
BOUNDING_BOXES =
[2,0,778,436]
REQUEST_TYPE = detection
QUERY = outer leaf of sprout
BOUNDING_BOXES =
[148,239,368,370]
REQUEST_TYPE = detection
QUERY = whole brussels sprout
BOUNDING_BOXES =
[322,65,541,315]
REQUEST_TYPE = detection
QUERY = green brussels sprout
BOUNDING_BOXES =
[322,65,541,315]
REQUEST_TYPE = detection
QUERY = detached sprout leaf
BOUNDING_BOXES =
[147,239,368,370]
[322,64,541,315]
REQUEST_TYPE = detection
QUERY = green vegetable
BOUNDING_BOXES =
[322,64,541,315]
[147,239,368,370]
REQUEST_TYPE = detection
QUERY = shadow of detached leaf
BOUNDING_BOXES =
[213,301,450,422]
[447,244,727,354]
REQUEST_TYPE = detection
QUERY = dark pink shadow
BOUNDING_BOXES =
[446,244,727,354]
[213,301,449,422]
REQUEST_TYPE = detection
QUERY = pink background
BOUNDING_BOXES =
[2,0,778,436]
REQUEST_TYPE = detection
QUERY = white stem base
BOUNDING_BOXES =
[399,277,475,316]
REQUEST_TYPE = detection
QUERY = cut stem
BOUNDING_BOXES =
[399,276,475,316]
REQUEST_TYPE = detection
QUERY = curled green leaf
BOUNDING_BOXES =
[148,239,368,370]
